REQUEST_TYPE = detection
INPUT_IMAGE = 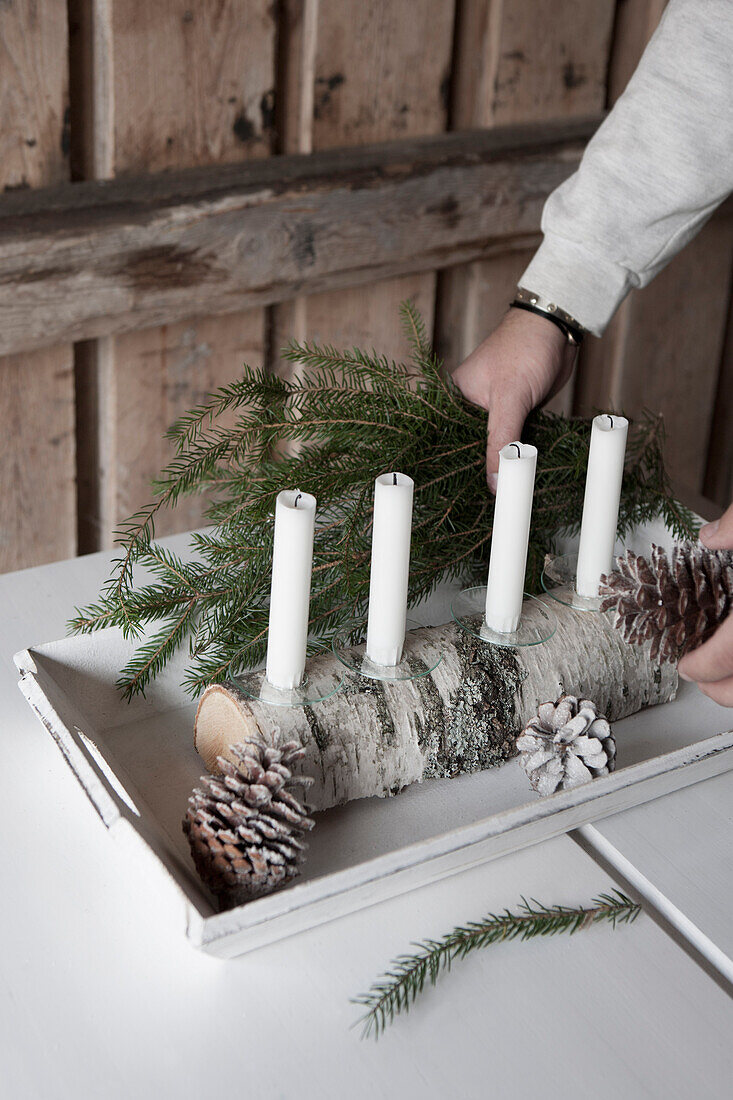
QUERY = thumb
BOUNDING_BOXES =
[699,501,733,549]
[486,394,530,492]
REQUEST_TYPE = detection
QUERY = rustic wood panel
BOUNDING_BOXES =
[272,0,456,378]
[110,0,275,172]
[77,0,274,548]
[437,0,615,417]
[700,0,733,505]
[311,0,454,149]
[0,345,76,571]
[455,0,614,128]
[112,314,265,537]
[704,281,733,507]
[0,0,75,572]
[0,3,69,190]
[276,0,319,157]
[0,121,597,358]
[74,318,268,551]
[291,273,436,356]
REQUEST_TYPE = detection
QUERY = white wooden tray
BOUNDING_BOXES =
[15,517,733,957]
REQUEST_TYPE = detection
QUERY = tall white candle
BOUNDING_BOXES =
[576,414,629,598]
[485,442,537,634]
[365,472,414,666]
[265,489,316,690]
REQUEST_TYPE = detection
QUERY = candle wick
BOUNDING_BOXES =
[294,492,302,508]
[606,415,614,428]
[393,472,397,485]
[510,443,521,457]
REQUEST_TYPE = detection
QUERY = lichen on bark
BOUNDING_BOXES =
[194,608,677,812]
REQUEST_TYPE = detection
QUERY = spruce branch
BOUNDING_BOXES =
[69,305,697,699]
[353,890,641,1039]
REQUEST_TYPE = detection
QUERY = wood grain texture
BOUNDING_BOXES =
[607,0,667,104]
[76,317,266,550]
[109,0,276,172]
[0,0,69,191]
[0,0,76,572]
[704,283,733,507]
[459,0,615,127]
[276,0,319,157]
[311,0,454,149]
[77,0,275,548]
[111,314,265,540]
[273,273,437,369]
[0,346,76,571]
[437,0,615,417]
[273,0,455,378]
[0,121,596,358]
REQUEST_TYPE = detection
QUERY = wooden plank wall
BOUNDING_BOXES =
[1,0,732,573]
[0,1,76,570]
[435,0,616,420]
[71,0,273,546]
[271,0,455,377]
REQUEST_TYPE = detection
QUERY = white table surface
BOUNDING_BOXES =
[582,767,733,973]
[2,547,733,1100]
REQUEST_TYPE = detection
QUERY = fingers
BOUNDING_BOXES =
[699,501,733,549]
[485,393,529,492]
[678,502,733,706]
[678,613,733,683]
[696,677,733,707]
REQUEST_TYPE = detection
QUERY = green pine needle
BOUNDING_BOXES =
[353,890,641,1039]
[69,301,697,699]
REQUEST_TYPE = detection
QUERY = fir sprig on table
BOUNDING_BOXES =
[353,891,641,1039]
[69,302,697,699]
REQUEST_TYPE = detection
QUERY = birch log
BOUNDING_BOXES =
[194,605,677,812]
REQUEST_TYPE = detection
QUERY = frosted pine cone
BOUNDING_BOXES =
[600,542,733,663]
[517,695,616,797]
[183,740,314,908]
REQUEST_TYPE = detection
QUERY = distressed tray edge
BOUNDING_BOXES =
[16,642,733,957]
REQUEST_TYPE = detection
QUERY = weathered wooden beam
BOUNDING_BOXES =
[0,118,600,356]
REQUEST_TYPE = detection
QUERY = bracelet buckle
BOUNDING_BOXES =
[512,287,586,346]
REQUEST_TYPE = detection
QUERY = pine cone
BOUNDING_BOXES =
[600,542,733,663]
[516,695,616,797]
[183,740,315,908]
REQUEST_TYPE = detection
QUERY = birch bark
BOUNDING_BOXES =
[194,608,676,812]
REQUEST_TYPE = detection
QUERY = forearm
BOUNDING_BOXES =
[521,0,733,336]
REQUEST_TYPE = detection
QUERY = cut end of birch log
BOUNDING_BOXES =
[194,605,677,813]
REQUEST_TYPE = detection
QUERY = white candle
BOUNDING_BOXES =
[576,414,629,598]
[265,489,316,690]
[485,442,537,634]
[365,472,414,666]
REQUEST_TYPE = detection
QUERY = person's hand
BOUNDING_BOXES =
[678,504,733,705]
[451,308,576,491]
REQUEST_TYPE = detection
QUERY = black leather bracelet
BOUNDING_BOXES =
[510,300,585,345]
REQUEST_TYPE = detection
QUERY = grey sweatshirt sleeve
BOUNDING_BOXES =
[520,0,733,336]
